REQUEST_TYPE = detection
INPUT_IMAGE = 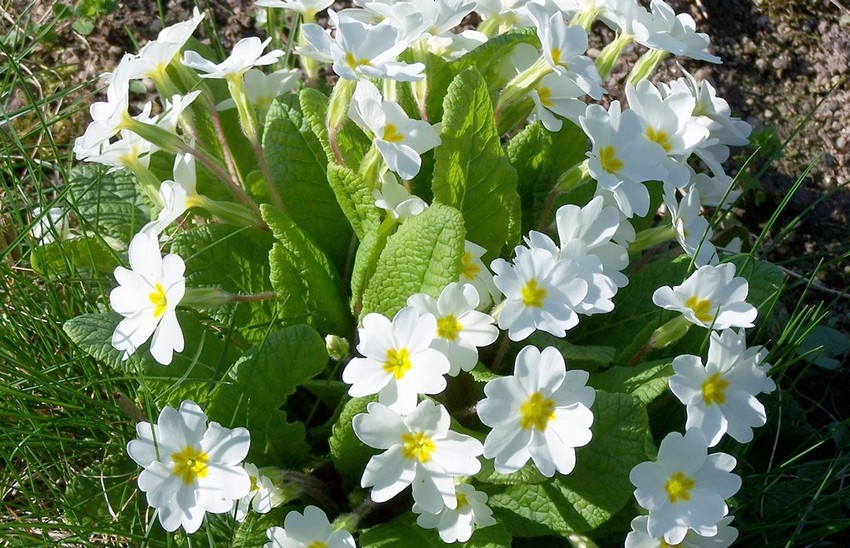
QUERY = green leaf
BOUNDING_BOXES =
[591,359,673,405]
[232,506,294,548]
[63,311,237,406]
[361,203,465,318]
[31,234,120,276]
[299,87,371,167]
[207,324,327,465]
[361,512,512,548]
[796,326,850,370]
[726,254,785,316]
[263,95,353,268]
[67,165,150,242]
[262,204,352,336]
[476,459,548,486]
[170,224,276,345]
[326,162,381,240]
[529,332,616,368]
[329,395,376,487]
[432,67,518,261]
[486,392,652,536]
[453,27,538,78]
[350,224,391,315]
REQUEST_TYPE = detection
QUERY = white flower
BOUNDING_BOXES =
[626,80,710,188]
[232,463,278,522]
[342,307,450,414]
[255,0,334,19]
[349,80,440,179]
[625,514,738,548]
[407,283,499,376]
[158,91,203,134]
[126,8,206,82]
[531,71,588,132]
[459,240,501,312]
[362,0,477,44]
[142,152,200,236]
[373,172,428,220]
[264,505,355,548]
[353,400,483,512]
[182,37,284,79]
[629,429,741,544]
[427,30,488,61]
[299,15,424,81]
[670,329,775,446]
[413,482,497,543]
[126,400,251,534]
[632,0,721,63]
[491,245,589,341]
[110,231,186,365]
[580,101,668,218]
[663,185,718,267]
[684,167,739,210]
[652,263,757,330]
[30,207,69,244]
[477,346,595,477]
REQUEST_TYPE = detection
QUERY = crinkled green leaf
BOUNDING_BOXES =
[67,165,150,242]
[63,311,236,406]
[326,162,381,240]
[797,325,850,370]
[486,391,652,536]
[170,224,276,345]
[591,360,673,405]
[529,332,616,368]
[262,204,352,336]
[299,87,371,168]
[31,234,120,276]
[361,512,511,548]
[476,458,548,486]
[350,225,391,316]
[432,68,518,261]
[329,395,377,487]
[263,95,352,268]
[207,324,327,465]
[361,203,465,318]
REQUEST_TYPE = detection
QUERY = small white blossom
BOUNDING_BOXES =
[626,514,738,548]
[663,185,718,267]
[264,505,356,548]
[459,240,501,311]
[110,231,186,365]
[141,151,200,237]
[632,0,721,63]
[182,37,284,79]
[126,400,251,534]
[477,346,595,477]
[629,429,741,544]
[373,172,428,221]
[652,263,757,330]
[30,207,69,245]
[531,71,588,132]
[670,329,775,446]
[342,307,449,414]
[407,282,499,376]
[353,400,483,512]
[413,482,497,543]
[255,0,334,19]
[232,463,278,522]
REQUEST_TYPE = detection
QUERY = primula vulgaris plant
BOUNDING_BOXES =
[53,0,788,545]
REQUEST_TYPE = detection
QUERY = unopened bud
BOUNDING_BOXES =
[325,334,350,362]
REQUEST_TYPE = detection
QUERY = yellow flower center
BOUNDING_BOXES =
[382,123,404,143]
[599,145,623,174]
[437,314,463,341]
[646,127,672,153]
[401,431,436,462]
[456,491,469,509]
[345,51,370,69]
[664,471,695,503]
[519,391,556,430]
[171,445,209,485]
[521,279,546,308]
[685,295,714,324]
[249,475,259,493]
[148,282,168,318]
[306,542,328,548]
[701,371,730,405]
[660,540,682,548]
[383,347,412,380]
[550,47,562,66]
[537,86,554,107]
[461,251,481,280]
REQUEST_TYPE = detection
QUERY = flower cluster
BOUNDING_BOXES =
[60,0,780,545]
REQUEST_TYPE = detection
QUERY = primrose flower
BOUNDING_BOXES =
[477,346,595,477]
[459,240,501,311]
[491,244,589,341]
[362,0,477,44]
[413,482,497,543]
[182,36,284,79]
[126,8,205,82]
[670,329,775,446]
[264,505,356,548]
[629,429,741,544]
[407,282,499,376]
[299,15,424,81]
[255,0,334,19]
[373,172,428,221]
[232,463,278,522]
[531,71,588,131]
[349,80,440,179]
[342,307,449,414]
[30,207,70,245]
[353,400,483,513]
[110,231,186,365]
[652,263,757,330]
[126,400,251,534]
[626,514,739,548]
[141,152,199,237]
[581,101,667,218]
[685,167,740,210]
[632,0,721,63]
[663,185,718,267]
